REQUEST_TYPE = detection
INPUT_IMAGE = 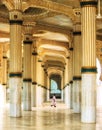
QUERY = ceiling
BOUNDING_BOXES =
[0,0,102,76]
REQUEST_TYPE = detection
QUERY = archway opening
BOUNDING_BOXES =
[50,74,61,99]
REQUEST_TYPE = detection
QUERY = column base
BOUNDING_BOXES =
[23,82,31,111]
[73,80,81,113]
[81,73,96,123]
[9,77,22,117]
[65,85,71,108]
[81,106,96,123]
[10,104,21,117]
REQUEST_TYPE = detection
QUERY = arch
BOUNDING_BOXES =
[49,73,61,98]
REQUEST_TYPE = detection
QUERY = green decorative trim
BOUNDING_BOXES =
[73,76,81,80]
[80,1,97,7]
[38,84,41,86]
[3,56,7,59]
[38,59,42,62]
[23,40,33,44]
[63,86,66,89]
[44,87,47,90]
[73,31,81,35]
[9,20,23,25]
[32,52,38,55]
[69,80,73,84]
[9,73,22,77]
[2,84,7,85]
[69,48,73,51]
[32,82,37,85]
[63,83,69,89]
[41,65,44,67]
[66,56,70,59]
[81,67,97,73]
[23,78,32,82]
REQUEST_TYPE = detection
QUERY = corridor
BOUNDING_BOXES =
[0,102,102,130]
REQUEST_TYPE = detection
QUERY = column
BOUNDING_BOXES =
[36,57,43,107]
[9,0,22,117]
[69,47,73,109]
[23,25,33,110]
[64,58,71,108]
[2,44,8,106]
[0,43,5,108]
[73,24,82,113]
[80,0,97,123]
[41,64,47,102]
[31,41,37,108]
[46,74,50,101]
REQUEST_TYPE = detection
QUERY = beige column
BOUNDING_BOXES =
[64,58,71,108]
[73,24,82,113]
[23,25,33,110]
[0,43,5,108]
[35,57,43,107]
[2,44,8,106]
[41,64,47,102]
[47,72,50,101]
[9,0,22,117]
[69,48,73,109]
[31,41,37,108]
[61,77,63,101]
[45,68,48,101]
[80,0,97,123]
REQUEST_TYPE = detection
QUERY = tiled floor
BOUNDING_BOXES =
[0,103,102,130]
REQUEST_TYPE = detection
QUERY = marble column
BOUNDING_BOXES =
[31,41,37,108]
[80,0,97,123]
[73,24,82,113]
[69,48,73,109]
[64,58,71,108]
[9,1,23,117]
[2,44,8,106]
[41,64,47,102]
[35,58,43,107]
[46,74,50,101]
[23,25,33,110]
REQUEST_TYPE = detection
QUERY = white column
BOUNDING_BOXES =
[2,44,8,106]
[31,41,37,108]
[80,0,97,123]
[23,25,33,110]
[73,24,82,113]
[47,73,50,101]
[69,47,73,109]
[9,1,22,117]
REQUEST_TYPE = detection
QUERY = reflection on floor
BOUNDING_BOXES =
[0,102,102,130]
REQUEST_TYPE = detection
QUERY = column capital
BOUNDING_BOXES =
[9,10,23,25]
[23,22,36,35]
[80,1,97,7]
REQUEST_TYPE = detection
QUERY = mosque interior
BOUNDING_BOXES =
[0,0,102,130]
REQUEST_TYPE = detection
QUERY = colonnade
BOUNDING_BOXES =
[0,0,97,124]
